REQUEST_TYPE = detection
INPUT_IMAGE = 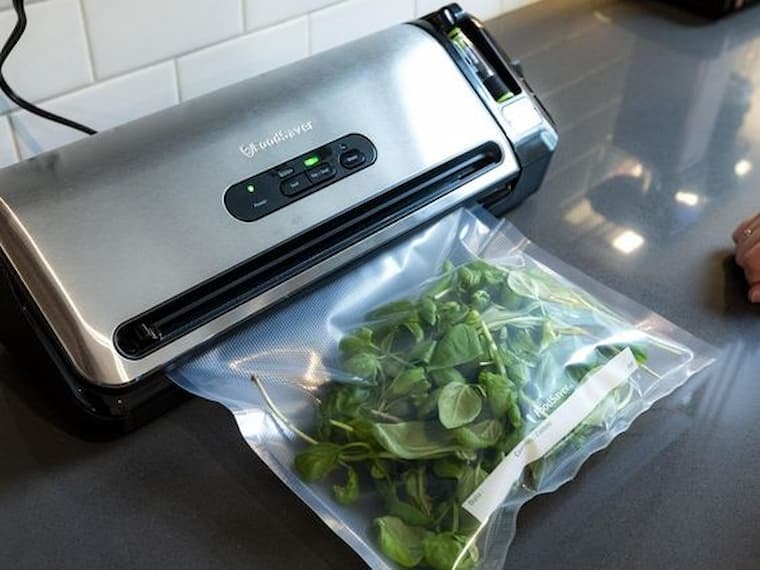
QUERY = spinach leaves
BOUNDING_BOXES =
[255,259,648,569]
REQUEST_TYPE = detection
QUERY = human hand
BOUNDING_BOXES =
[733,213,760,303]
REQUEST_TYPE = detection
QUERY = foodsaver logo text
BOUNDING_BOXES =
[239,121,314,159]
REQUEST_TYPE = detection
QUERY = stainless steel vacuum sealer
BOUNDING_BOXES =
[0,5,557,431]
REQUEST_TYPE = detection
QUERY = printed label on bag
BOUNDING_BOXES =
[463,348,638,522]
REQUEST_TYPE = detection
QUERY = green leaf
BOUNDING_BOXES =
[342,352,381,380]
[499,281,528,310]
[348,417,377,444]
[404,466,433,515]
[377,478,435,526]
[457,266,480,290]
[508,401,523,430]
[497,429,525,456]
[407,339,437,365]
[414,388,442,419]
[431,323,482,369]
[367,300,416,321]
[430,367,467,387]
[388,497,435,527]
[294,443,342,482]
[375,516,432,568]
[469,260,506,289]
[419,297,438,326]
[423,532,479,570]
[538,321,557,352]
[385,398,415,419]
[372,421,461,460]
[388,367,429,398]
[478,371,515,417]
[339,327,375,355]
[455,464,489,502]
[424,262,455,298]
[470,289,491,311]
[332,384,371,417]
[436,301,469,329]
[403,320,425,343]
[370,459,389,480]
[438,382,482,429]
[453,419,503,449]
[432,457,465,479]
[332,466,359,505]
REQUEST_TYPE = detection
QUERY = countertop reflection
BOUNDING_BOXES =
[490,1,760,568]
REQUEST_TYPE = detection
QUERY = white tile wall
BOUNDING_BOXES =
[81,0,243,78]
[244,0,338,30]
[11,61,177,158]
[310,0,415,54]
[0,0,91,113]
[177,18,308,100]
[0,0,543,165]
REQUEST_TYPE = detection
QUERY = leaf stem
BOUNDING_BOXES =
[330,419,355,434]
[479,318,506,377]
[251,375,319,446]
[369,409,404,423]
[434,287,452,300]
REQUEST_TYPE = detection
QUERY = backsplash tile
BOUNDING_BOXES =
[177,18,308,100]
[11,62,178,159]
[244,0,339,31]
[81,0,243,78]
[0,0,542,165]
[0,0,42,9]
[0,0,91,113]
[310,0,415,54]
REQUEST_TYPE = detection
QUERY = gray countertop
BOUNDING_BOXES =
[2,1,760,568]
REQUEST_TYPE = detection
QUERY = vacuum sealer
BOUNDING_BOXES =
[0,4,557,431]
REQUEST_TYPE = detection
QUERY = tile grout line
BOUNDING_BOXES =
[172,58,183,103]
[240,0,248,31]
[76,0,98,83]
[0,15,310,120]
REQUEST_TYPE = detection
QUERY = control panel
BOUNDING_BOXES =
[224,134,377,222]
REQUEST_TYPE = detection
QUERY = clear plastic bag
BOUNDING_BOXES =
[169,208,714,569]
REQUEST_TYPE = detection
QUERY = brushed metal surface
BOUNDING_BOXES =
[0,24,520,386]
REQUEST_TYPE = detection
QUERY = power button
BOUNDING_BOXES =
[340,149,366,169]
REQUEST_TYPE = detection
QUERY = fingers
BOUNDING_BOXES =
[733,213,760,303]
[749,283,760,304]
[732,213,760,244]
[735,219,760,268]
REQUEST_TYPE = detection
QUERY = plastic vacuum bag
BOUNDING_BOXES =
[169,208,714,569]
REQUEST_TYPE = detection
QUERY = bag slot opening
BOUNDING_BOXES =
[115,142,504,359]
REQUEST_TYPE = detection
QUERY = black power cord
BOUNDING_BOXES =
[0,0,97,135]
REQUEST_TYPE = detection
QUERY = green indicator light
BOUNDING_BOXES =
[304,156,320,167]
[247,184,255,193]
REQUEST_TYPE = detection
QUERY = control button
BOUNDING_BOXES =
[306,163,336,184]
[280,174,312,196]
[276,166,295,178]
[340,149,366,169]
